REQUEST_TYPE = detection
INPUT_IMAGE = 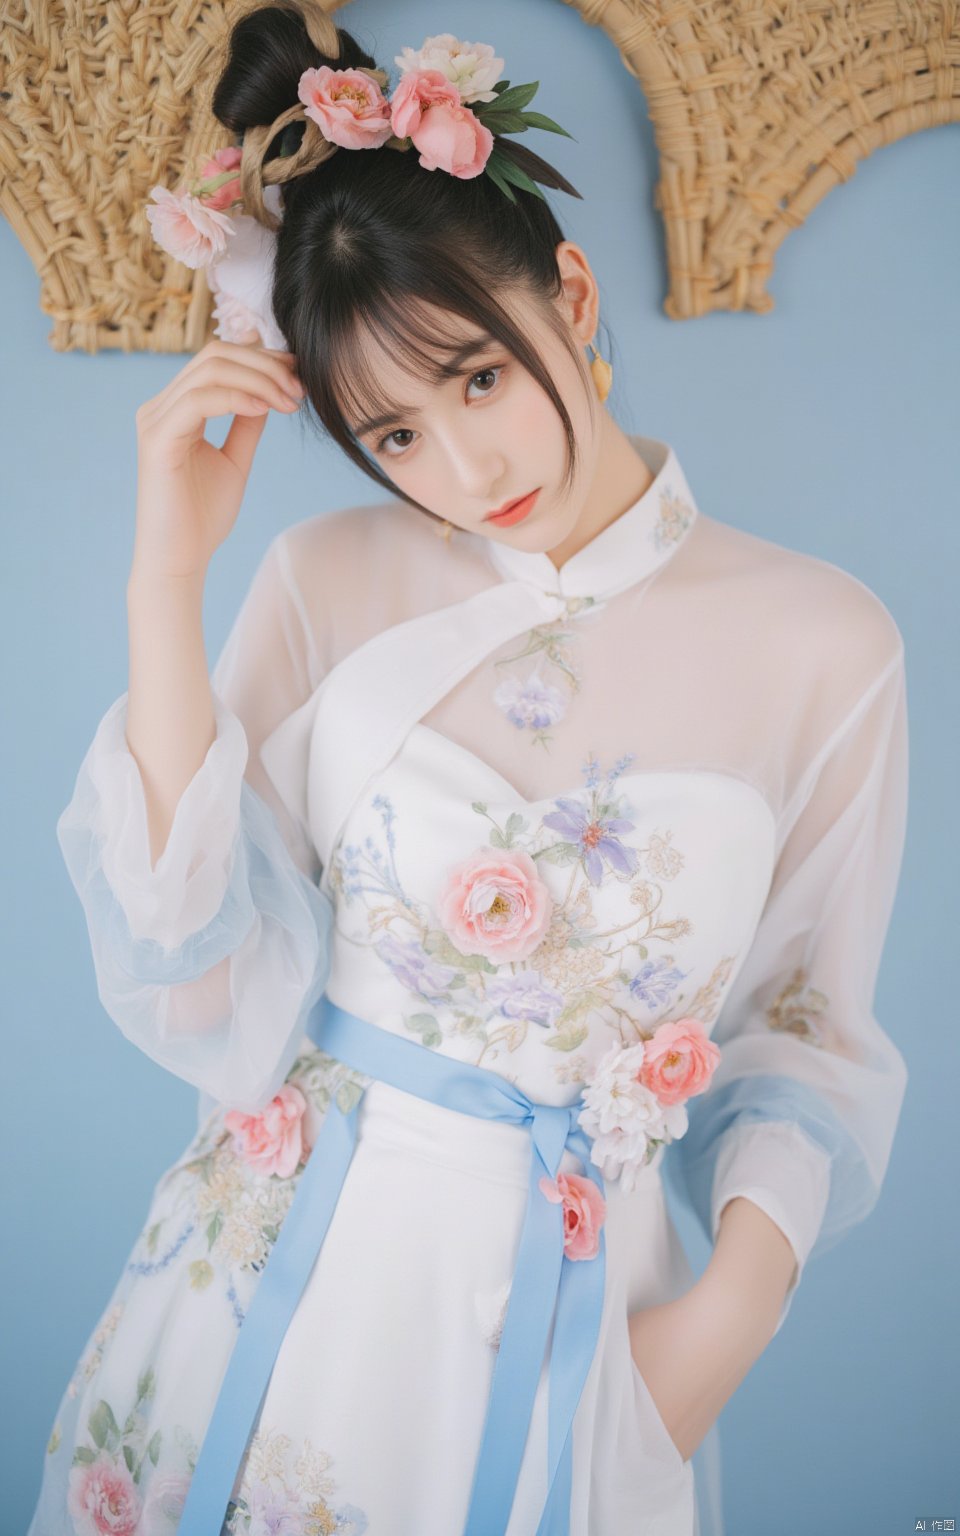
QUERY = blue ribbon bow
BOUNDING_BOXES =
[176,996,607,1535]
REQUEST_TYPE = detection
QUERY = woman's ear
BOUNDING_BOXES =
[555,241,600,346]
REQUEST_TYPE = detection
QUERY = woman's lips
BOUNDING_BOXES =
[484,488,541,527]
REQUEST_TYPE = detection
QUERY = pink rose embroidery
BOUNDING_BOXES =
[224,1083,309,1179]
[390,68,494,178]
[538,1171,607,1260]
[437,846,553,962]
[298,65,394,151]
[640,1017,721,1106]
[67,1453,142,1536]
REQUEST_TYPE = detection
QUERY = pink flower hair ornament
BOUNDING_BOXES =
[145,30,580,349]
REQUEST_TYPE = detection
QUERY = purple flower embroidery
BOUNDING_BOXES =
[627,957,688,1008]
[493,670,568,731]
[485,971,566,1028]
[374,934,459,1000]
[542,798,639,887]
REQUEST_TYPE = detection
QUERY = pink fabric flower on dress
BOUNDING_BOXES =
[640,1016,721,1106]
[437,846,553,962]
[390,68,493,177]
[224,1083,309,1179]
[195,145,243,210]
[538,1171,607,1260]
[67,1453,142,1536]
[144,185,235,269]
[298,65,394,150]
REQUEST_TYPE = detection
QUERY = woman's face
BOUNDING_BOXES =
[344,242,602,555]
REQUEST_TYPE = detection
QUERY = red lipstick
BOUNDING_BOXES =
[484,488,541,527]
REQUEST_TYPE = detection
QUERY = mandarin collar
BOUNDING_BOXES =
[474,434,699,601]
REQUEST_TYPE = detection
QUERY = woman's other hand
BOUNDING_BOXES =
[627,1268,780,1463]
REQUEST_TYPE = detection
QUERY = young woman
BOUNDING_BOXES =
[29,7,910,1535]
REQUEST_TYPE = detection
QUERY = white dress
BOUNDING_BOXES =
[30,434,909,1536]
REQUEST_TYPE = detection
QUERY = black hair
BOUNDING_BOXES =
[211,3,597,521]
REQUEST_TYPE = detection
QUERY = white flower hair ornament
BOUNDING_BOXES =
[145,31,580,351]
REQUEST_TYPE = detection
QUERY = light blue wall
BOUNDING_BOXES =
[2,3,957,1531]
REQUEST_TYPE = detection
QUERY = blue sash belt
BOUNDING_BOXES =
[176,995,608,1535]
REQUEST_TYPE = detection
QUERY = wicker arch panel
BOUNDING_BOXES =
[564,0,960,318]
[0,0,957,352]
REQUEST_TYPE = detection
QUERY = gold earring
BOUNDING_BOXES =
[440,518,453,542]
[588,339,613,402]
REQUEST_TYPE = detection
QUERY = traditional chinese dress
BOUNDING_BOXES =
[29,434,909,1536]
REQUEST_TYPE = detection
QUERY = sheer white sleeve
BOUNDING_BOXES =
[55,531,332,1114]
[667,637,910,1336]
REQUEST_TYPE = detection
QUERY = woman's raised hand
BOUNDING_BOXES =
[131,337,305,583]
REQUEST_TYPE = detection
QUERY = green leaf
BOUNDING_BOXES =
[406,1013,443,1049]
[137,1366,156,1403]
[505,813,527,840]
[545,1025,589,1052]
[488,827,506,848]
[123,1443,136,1475]
[487,149,546,202]
[537,840,581,865]
[473,110,530,135]
[73,1446,97,1465]
[490,80,539,112]
[147,1430,162,1467]
[483,160,518,205]
[88,1399,114,1450]
[490,80,512,96]
[519,111,576,141]
[335,1077,364,1115]
[471,801,488,815]
[205,1210,223,1250]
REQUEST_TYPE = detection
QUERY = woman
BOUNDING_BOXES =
[29,6,909,1534]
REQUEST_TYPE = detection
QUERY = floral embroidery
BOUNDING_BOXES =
[224,1083,310,1179]
[65,1367,198,1536]
[490,595,601,749]
[125,1048,370,1303]
[329,753,725,1087]
[653,483,695,550]
[764,966,828,1045]
[65,1302,125,1401]
[224,1425,368,1534]
[541,752,640,886]
[437,845,553,961]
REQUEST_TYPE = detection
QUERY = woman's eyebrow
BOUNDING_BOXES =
[353,334,499,437]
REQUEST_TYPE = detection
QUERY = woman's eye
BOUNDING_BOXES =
[378,428,416,456]
[376,364,506,458]
[466,364,503,398]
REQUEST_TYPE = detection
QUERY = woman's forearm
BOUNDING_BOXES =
[705,1194,799,1339]
[126,566,216,872]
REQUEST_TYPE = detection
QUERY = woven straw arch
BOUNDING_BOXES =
[0,0,957,351]
[563,0,960,318]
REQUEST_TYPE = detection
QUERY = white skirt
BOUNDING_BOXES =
[28,1041,721,1536]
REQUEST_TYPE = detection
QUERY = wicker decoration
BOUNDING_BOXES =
[563,0,960,317]
[0,1,957,350]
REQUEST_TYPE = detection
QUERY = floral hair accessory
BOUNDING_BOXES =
[577,1018,722,1194]
[145,29,579,348]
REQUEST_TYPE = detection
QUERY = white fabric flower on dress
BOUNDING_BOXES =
[577,1040,689,1194]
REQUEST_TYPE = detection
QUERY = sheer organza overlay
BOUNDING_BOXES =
[57,434,909,1343]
